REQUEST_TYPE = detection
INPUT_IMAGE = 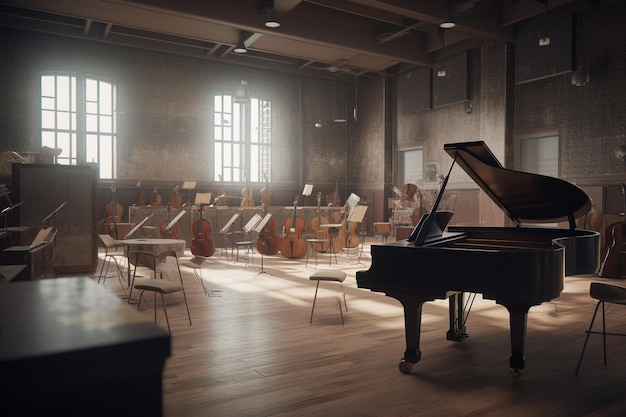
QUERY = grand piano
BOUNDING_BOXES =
[357,141,600,376]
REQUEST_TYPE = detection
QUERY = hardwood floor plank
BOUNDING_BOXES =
[81,245,626,416]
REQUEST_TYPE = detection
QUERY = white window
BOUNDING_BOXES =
[214,94,272,183]
[41,73,117,179]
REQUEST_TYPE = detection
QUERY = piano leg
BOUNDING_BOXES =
[501,303,531,377]
[387,292,434,374]
[447,292,467,341]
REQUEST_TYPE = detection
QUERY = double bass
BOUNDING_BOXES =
[191,204,215,257]
[311,191,330,252]
[279,196,307,258]
[342,201,360,248]
[256,203,280,255]
[160,204,180,239]
[599,183,626,278]
[104,185,123,239]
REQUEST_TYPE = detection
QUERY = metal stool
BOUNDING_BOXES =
[309,270,348,325]
[235,240,255,267]
[575,282,626,375]
[306,238,327,268]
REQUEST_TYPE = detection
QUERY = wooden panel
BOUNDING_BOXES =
[12,164,98,273]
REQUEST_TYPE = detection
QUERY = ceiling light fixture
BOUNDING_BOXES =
[260,0,280,28]
[233,80,250,104]
[440,10,455,29]
[539,0,551,46]
[571,0,589,86]
[234,39,247,54]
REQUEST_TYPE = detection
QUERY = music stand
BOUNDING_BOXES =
[253,213,273,276]
[182,181,197,206]
[194,192,212,205]
[219,213,240,258]
[164,210,186,237]
[347,204,368,264]
[302,184,313,206]
[234,214,262,266]
[124,213,154,239]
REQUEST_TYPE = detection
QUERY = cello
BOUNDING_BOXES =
[342,201,360,249]
[599,183,626,278]
[149,186,162,206]
[279,196,307,259]
[133,181,146,206]
[311,191,330,252]
[160,204,180,239]
[191,204,215,257]
[104,185,123,239]
[240,174,255,207]
[169,185,183,207]
[256,203,280,255]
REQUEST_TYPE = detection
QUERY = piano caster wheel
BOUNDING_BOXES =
[509,368,522,378]
[398,360,414,374]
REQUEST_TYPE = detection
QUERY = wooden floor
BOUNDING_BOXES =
[89,240,626,417]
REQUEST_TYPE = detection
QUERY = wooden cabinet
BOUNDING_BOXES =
[11,164,98,273]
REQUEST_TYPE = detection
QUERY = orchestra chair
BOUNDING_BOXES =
[575,282,626,375]
[309,270,348,325]
[235,240,255,268]
[306,238,327,268]
[373,222,392,244]
[127,249,191,334]
[183,256,211,297]
[97,234,126,292]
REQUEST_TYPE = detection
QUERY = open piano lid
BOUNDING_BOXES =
[444,141,591,226]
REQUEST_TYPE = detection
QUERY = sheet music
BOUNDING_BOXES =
[254,213,272,233]
[220,213,240,234]
[194,192,213,205]
[302,184,313,196]
[182,181,197,189]
[125,214,154,239]
[348,205,368,223]
[166,210,186,231]
[243,214,262,233]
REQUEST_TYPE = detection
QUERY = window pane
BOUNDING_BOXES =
[42,97,55,109]
[56,77,70,111]
[42,110,55,129]
[57,112,70,130]
[100,82,112,114]
[86,79,98,101]
[86,134,98,163]
[57,133,70,155]
[100,115,112,133]
[41,131,55,148]
[41,76,55,97]
[86,114,98,131]
[86,101,98,114]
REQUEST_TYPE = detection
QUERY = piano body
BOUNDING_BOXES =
[356,141,600,375]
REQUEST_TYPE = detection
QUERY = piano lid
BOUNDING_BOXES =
[444,141,591,226]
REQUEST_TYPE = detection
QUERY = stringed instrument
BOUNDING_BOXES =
[343,201,360,248]
[256,202,280,255]
[104,185,123,239]
[169,185,183,207]
[149,186,162,206]
[160,203,180,239]
[214,174,229,206]
[191,204,215,257]
[240,173,255,207]
[133,181,146,206]
[259,172,271,206]
[311,191,330,252]
[279,195,307,258]
[599,183,626,278]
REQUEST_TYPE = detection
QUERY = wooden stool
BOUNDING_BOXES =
[309,270,348,325]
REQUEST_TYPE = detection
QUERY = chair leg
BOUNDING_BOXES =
[175,261,192,326]
[310,281,320,323]
[337,297,344,325]
[601,300,607,366]
[575,300,602,375]
[160,293,171,335]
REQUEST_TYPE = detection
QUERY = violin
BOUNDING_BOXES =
[256,203,280,255]
[279,196,307,259]
[149,186,162,206]
[599,184,626,278]
[133,181,146,206]
[104,185,123,239]
[160,203,180,239]
[169,185,183,207]
[311,191,330,252]
[191,204,215,257]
